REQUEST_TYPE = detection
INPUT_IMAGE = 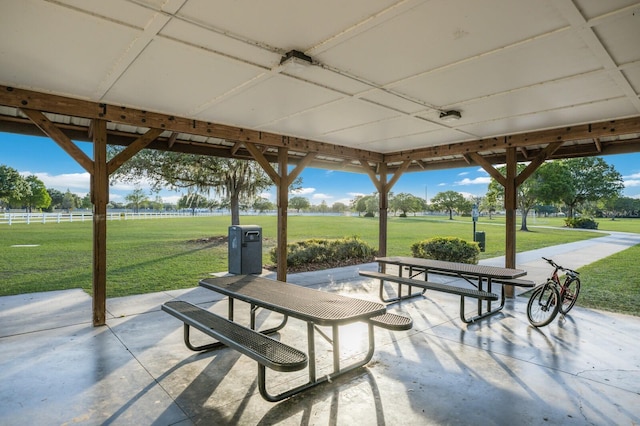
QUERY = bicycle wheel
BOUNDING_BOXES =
[559,277,581,315]
[527,282,560,327]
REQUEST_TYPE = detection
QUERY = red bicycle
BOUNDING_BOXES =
[526,257,581,327]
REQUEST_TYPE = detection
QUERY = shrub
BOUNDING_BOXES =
[270,236,376,268]
[364,212,375,217]
[410,236,480,264]
[564,217,599,229]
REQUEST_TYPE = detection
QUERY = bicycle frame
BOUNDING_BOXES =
[527,257,580,327]
[552,266,578,298]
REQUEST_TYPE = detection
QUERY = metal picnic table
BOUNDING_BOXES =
[198,274,389,400]
[375,256,527,322]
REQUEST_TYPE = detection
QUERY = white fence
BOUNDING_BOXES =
[0,211,223,225]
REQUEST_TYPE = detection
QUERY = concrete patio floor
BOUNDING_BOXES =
[1,231,639,425]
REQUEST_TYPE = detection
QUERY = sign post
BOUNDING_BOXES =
[472,204,479,241]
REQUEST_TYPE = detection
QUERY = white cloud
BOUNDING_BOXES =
[347,192,366,198]
[333,198,353,205]
[290,187,315,195]
[159,194,182,204]
[458,171,469,176]
[623,173,640,187]
[312,193,333,200]
[456,177,492,185]
[24,171,90,192]
[438,182,447,186]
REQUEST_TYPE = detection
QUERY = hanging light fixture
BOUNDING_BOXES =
[279,50,313,73]
[439,110,462,122]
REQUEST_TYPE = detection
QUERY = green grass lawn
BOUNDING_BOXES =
[0,214,638,316]
[574,243,640,316]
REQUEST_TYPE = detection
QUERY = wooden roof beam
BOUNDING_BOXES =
[384,116,640,162]
[594,137,602,152]
[0,85,383,163]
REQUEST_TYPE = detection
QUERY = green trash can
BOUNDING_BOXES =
[475,231,486,252]
[228,225,262,274]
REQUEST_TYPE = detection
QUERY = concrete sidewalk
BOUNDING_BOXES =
[0,230,639,425]
[279,230,640,291]
[482,230,640,293]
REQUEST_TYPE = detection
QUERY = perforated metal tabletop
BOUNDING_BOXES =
[374,256,528,322]
[198,274,390,399]
[376,256,526,280]
[200,274,386,326]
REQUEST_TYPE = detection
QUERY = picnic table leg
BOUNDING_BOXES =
[333,324,340,372]
[308,322,317,383]
[258,323,377,402]
[182,324,226,351]
[460,277,506,323]
[477,277,483,316]
[250,303,289,334]
[376,265,427,303]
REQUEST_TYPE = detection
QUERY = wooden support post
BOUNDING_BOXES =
[92,120,108,326]
[276,149,289,282]
[504,147,517,298]
[378,164,388,258]
[245,142,317,282]
[359,160,409,259]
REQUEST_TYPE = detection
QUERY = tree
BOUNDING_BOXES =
[431,191,466,219]
[0,165,27,208]
[80,193,92,209]
[555,158,624,218]
[46,188,65,211]
[331,202,348,213]
[390,192,426,216]
[318,200,329,214]
[149,195,165,212]
[488,164,543,231]
[61,189,80,212]
[351,195,367,216]
[606,196,640,217]
[125,188,149,213]
[289,196,310,212]
[253,197,274,213]
[109,149,274,225]
[537,204,559,217]
[9,175,51,212]
[480,194,499,219]
[177,192,210,215]
[351,194,379,216]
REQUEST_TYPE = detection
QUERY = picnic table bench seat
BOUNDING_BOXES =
[397,266,535,288]
[359,270,499,323]
[162,300,308,372]
[359,270,499,300]
[367,312,413,330]
[492,278,536,287]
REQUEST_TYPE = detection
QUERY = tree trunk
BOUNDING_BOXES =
[449,209,453,220]
[520,208,530,231]
[230,193,240,225]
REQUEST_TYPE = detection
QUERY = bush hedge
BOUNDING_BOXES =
[564,217,599,229]
[270,236,377,268]
[410,236,480,264]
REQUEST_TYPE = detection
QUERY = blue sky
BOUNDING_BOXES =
[1,132,640,206]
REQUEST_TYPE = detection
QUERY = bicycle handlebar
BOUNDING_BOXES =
[542,257,579,276]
